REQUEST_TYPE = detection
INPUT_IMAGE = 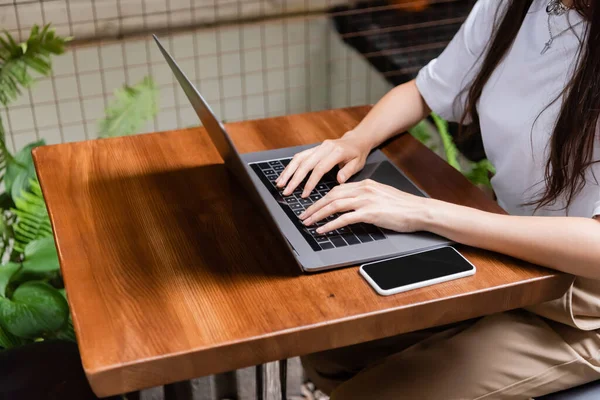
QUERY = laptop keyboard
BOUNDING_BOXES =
[250,158,386,251]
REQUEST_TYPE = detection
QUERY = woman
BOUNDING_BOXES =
[277,0,600,398]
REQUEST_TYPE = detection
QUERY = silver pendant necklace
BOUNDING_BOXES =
[546,0,569,16]
[541,1,584,55]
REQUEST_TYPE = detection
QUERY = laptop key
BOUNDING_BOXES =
[309,194,322,202]
[315,236,330,243]
[273,165,284,171]
[263,169,276,175]
[342,233,360,245]
[258,162,270,169]
[267,175,278,181]
[294,210,303,216]
[269,161,280,166]
[285,197,298,204]
[289,203,303,210]
[320,242,334,250]
[281,158,291,166]
[371,232,386,241]
[329,236,347,247]
[316,184,328,191]
[363,223,378,233]
[307,228,319,236]
[299,198,312,205]
[356,233,373,243]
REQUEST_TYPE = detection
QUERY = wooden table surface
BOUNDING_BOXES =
[33,106,572,397]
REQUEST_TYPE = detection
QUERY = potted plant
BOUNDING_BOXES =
[0,25,157,399]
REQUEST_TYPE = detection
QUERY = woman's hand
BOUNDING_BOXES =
[299,179,435,234]
[276,131,373,198]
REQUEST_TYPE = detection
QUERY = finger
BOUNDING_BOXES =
[300,182,363,220]
[337,158,362,184]
[302,153,345,197]
[282,151,323,196]
[303,198,360,226]
[316,211,364,234]
[276,150,311,188]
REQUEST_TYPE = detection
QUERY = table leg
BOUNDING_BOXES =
[164,380,193,400]
[256,364,264,400]
[279,359,287,400]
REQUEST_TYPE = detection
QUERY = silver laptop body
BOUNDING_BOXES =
[153,35,451,272]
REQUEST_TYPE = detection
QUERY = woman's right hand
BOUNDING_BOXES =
[275,131,372,198]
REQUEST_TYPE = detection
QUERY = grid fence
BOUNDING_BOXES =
[0,0,473,152]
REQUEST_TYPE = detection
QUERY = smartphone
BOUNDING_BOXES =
[359,246,476,296]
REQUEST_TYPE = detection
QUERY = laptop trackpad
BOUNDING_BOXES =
[353,161,426,198]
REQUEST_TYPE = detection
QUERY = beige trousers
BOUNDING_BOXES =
[302,310,600,399]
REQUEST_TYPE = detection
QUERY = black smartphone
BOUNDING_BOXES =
[359,246,476,296]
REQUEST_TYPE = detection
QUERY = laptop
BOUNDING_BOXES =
[153,35,451,272]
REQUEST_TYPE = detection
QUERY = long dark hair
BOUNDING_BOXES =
[458,0,599,211]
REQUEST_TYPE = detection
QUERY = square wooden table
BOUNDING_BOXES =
[33,106,572,397]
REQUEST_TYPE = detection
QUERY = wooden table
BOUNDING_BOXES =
[33,106,572,397]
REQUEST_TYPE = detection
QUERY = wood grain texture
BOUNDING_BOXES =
[33,106,573,397]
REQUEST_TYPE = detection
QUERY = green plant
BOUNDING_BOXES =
[0,26,159,349]
[409,113,495,188]
[98,77,159,138]
[0,25,70,174]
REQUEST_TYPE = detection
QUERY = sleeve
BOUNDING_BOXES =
[415,0,506,122]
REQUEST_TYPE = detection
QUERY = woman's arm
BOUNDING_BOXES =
[347,79,431,150]
[426,201,600,279]
[300,180,600,280]
[276,80,429,196]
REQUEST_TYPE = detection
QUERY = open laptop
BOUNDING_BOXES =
[153,35,451,272]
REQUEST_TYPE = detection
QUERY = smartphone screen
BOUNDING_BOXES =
[361,246,475,291]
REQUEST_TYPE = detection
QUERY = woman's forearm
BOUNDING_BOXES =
[424,200,600,279]
[345,80,430,150]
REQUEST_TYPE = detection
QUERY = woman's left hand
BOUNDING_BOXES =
[299,179,435,234]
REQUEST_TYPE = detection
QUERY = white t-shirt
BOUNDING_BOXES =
[416,0,600,218]
[416,0,600,330]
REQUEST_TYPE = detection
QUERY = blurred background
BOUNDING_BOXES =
[0,0,473,151]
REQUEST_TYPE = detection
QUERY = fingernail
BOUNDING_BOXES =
[283,189,290,196]
[303,218,312,225]
[316,227,324,233]
[339,173,345,182]
[299,212,306,219]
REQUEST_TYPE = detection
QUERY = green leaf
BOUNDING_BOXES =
[0,263,20,297]
[12,179,52,253]
[0,25,68,107]
[466,159,496,188]
[0,114,17,186]
[0,281,68,338]
[98,76,159,138]
[51,317,75,342]
[0,323,24,349]
[5,140,45,203]
[431,113,462,172]
[22,237,58,273]
[408,120,432,145]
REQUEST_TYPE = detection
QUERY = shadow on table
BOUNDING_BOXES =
[86,164,301,282]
